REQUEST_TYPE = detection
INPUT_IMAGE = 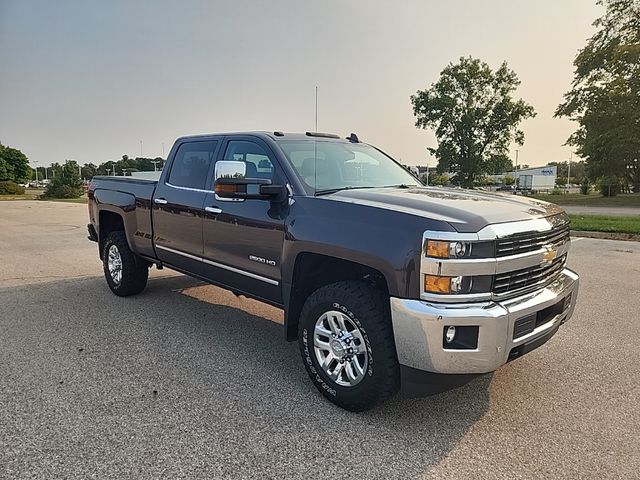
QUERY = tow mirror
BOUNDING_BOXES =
[214,160,286,201]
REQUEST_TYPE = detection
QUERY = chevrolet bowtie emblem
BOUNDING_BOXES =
[541,244,557,267]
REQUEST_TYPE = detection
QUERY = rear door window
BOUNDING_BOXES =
[168,141,217,189]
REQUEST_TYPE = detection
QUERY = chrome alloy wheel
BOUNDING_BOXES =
[107,244,123,285]
[313,310,368,387]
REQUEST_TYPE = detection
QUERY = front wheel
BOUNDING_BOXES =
[298,281,400,411]
[102,231,149,296]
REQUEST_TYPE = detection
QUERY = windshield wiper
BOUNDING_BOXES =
[314,186,377,196]
[315,184,418,196]
[379,184,416,189]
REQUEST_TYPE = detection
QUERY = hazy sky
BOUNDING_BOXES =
[0,0,601,168]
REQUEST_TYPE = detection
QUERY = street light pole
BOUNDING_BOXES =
[33,160,38,186]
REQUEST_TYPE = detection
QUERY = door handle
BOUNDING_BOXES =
[204,206,223,214]
[154,198,168,205]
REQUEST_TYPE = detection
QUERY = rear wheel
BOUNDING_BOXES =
[102,231,148,296]
[298,281,400,411]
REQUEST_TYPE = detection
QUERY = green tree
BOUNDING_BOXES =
[44,160,83,198]
[486,153,514,176]
[411,57,535,187]
[503,175,515,186]
[0,144,30,183]
[81,163,98,180]
[555,0,640,192]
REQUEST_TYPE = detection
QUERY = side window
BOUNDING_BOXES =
[168,141,217,189]
[222,140,280,183]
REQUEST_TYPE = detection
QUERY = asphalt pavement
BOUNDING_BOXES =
[560,205,640,216]
[1,201,639,479]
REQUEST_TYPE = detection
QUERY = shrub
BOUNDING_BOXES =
[580,181,590,195]
[43,160,83,198]
[550,188,564,195]
[597,176,622,197]
[0,180,25,195]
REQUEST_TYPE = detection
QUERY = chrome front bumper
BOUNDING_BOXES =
[390,268,579,374]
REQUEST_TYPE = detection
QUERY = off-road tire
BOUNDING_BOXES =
[102,231,148,296]
[298,280,400,411]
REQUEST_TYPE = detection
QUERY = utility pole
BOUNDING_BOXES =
[567,152,572,186]
[106,168,111,176]
[140,140,143,156]
[151,160,160,172]
[33,160,38,185]
[315,86,318,132]
[44,166,48,181]
[162,142,165,158]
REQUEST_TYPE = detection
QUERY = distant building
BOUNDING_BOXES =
[493,166,557,190]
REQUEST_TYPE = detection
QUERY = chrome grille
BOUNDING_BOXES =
[496,225,570,257]
[494,254,567,295]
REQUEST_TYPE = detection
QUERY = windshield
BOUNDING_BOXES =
[278,140,421,194]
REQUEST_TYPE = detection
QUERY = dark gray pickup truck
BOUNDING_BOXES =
[87,131,579,411]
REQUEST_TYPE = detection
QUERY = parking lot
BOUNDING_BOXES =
[1,201,639,479]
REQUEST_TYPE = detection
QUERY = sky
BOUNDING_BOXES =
[0,0,602,168]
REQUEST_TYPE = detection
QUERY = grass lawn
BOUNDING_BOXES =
[0,189,44,201]
[532,192,640,207]
[569,214,640,234]
[41,196,88,204]
[0,189,87,204]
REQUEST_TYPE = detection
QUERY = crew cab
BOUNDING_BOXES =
[87,131,579,411]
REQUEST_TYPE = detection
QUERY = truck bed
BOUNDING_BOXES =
[91,176,157,201]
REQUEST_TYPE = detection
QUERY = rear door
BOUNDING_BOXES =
[152,139,221,272]
[201,136,288,304]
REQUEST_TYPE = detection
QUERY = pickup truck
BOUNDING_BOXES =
[87,131,579,411]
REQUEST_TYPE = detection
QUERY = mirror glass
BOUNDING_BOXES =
[215,160,246,180]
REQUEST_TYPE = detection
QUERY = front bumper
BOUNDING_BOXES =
[390,268,579,375]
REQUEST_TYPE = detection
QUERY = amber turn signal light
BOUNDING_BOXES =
[215,183,237,195]
[424,274,452,294]
[425,240,450,258]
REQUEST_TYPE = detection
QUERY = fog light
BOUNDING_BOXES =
[450,276,464,293]
[445,326,456,344]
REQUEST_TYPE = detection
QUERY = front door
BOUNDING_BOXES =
[202,137,288,304]
[153,139,220,274]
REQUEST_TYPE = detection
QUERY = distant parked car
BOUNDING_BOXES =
[497,185,516,191]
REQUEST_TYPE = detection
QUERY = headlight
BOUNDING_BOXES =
[425,240,470,258]
[424,239,495,259]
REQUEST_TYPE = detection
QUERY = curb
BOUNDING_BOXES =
[571,230,640,242]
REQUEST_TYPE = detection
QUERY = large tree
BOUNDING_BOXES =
[411,57,535,186]
[0,144,30,183]
[555,0,640,191]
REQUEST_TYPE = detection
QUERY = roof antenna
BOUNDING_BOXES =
[315,86,318,134]
[314,86,318,192]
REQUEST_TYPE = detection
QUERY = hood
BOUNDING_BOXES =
[323,186,566,233]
